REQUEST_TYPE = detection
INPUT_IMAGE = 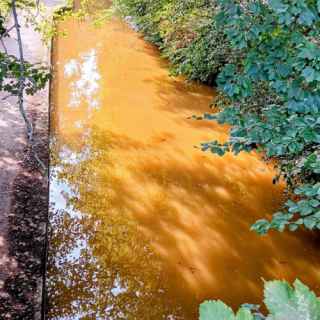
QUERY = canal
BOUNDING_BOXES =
[47,12,320,320]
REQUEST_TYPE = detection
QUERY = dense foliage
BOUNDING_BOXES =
[115,0,320,234]
[200,279,320,320]
[114,0,233,84]
[206,0,320,234]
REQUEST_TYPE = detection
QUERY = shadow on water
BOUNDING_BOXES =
[47,17,320,320]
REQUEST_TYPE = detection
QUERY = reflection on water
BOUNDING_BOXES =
[48,137,185,319]
[47,17,320,319]
[64,49,101,109]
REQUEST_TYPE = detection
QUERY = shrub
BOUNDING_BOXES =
[202,0,320,234]
[167,18,234,84]
[113,0,233,84]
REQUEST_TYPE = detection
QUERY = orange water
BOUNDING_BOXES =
[47,17,320,319]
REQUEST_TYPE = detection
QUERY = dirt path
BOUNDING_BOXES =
[0,96,26,299]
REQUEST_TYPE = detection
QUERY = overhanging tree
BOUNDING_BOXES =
[202,0,320,234]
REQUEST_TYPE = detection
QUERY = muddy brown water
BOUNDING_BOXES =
[47,17,320,319]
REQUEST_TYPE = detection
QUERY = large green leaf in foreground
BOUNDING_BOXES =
[200,280,320,320]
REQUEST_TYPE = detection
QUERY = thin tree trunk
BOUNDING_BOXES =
[11,0,46,172]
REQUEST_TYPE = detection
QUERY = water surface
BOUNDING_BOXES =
[47,17,320,319]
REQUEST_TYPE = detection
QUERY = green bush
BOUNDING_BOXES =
[113,0,233,84]
[202,0,320,234]
[200,279,320,320]
[167,19,234,84]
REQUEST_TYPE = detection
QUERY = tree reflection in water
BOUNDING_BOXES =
[47,130,187,319]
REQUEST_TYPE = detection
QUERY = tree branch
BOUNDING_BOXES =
[0,25,15,39]
[0,38,8,53]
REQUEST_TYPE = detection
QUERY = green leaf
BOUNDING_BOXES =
[269,0,288,13]
[298,9,316,26]
[289,224,299,231]
[264,280,293,315]
[200,301,235,320]
[235,308,254,320]
[199,280,320,320]
[302,67,316,83]
[303,217,317,230]
[292,279,320,319]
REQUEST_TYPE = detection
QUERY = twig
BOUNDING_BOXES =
[12,0,33,140]
[35,0,41,18]
[0,25,15,39]
[1,38,8,53]
[2,93,13,100]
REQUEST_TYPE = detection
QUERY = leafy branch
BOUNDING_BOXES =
[1,0,50,172]
[202,0,320,234]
